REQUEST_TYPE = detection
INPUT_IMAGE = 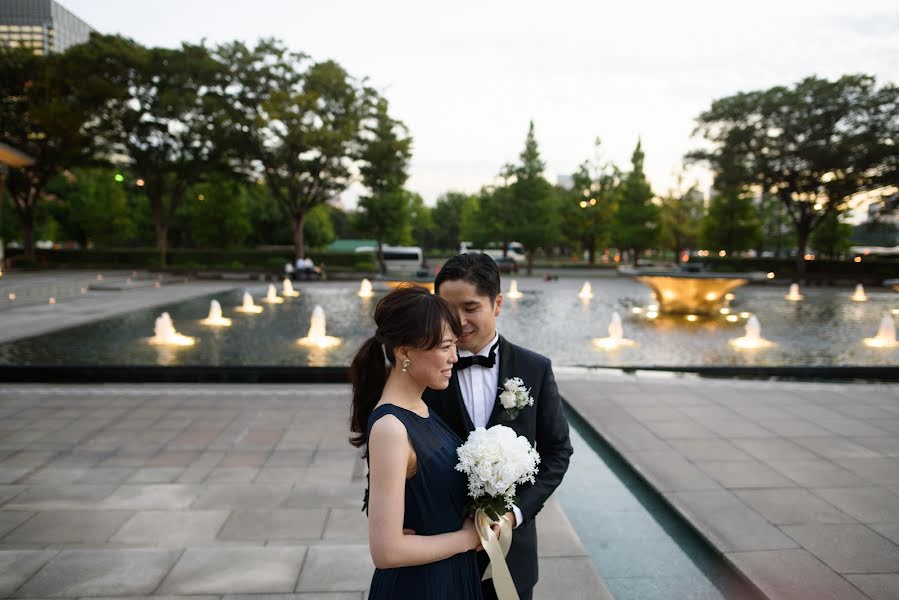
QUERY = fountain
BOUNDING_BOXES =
[619,266,767,316]
[593,312,635,350]
[262,284,284,304]
[234,291,263,314]
[200,300,232,326]
[148,312,195,346]
[507,280,523,299]
[850,284,868,302]
[785,283,803,301]
[729,315,774,349]
[863,315,897,348]
[298,305,341,348]
[358,278,374,298]
[578,282,594,300]
[282,278,300,297]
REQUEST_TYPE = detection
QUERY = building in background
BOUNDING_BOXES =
[0,0,94,55]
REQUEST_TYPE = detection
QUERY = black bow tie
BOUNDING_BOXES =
[456,340,499,370]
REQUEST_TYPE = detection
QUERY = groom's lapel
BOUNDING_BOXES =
[487,336,513,427]
[447,368,474,437]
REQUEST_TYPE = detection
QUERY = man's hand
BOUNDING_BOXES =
[490,511,516,537]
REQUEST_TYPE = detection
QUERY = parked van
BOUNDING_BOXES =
[459,241,526,265]
[355,245,425,275]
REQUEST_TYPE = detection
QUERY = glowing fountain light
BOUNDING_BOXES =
[863,315,897,348]
[358,278,374,298]
[851,284,868,302]
[729,315,774,349]
[507,280,523,299]
[578,282,594,300]
[262,284,284,304]
[148,312,195,346]
[298,305,341,349]
[200,300,232,327]
[235,291,263,314]
[282,278,300,297]
[593,312,635,350]
[785,283,803,301]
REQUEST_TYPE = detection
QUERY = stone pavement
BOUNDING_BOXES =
[557,369,899,600]
[0,384,610,600]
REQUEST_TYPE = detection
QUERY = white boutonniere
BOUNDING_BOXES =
[498,377,534,422]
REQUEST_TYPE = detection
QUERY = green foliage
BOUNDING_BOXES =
[173,178,252,249]
[303,204,337,249]
[409,193,435,250]
[659,187,704,262]
[810,210,853,258]
[44,169,135,247]
[612,140,659,264]
[700,187,761,254]
[433,191,476,251]
[691,74,899,274]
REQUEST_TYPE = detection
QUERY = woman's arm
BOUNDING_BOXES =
[367,414,479,569]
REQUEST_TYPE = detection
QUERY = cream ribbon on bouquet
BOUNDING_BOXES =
[455,425,540,600]
[476,510,517,599]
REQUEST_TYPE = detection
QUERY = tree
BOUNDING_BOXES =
[699,188,760,255]
[810,209,853,259]
[507,121,559,274]
[613,139,659,265]
[0,36,129,258]
[691,75,899,275]
[560,139,620,264]
[217,40,370,261]
[44,168,135,247]
[355,96,413,273]
[432,191,476,251]
[409,193,435,251]
[94,39,232,265]
[659,186,703,264]
[172,177,253,249]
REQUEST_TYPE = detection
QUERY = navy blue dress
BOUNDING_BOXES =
[366,403,483,600]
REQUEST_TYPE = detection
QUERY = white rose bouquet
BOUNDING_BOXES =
[455,425,540,599]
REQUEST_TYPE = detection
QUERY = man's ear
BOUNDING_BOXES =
[494,293,503,317]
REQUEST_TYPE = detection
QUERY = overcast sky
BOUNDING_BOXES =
[64,0,898,210]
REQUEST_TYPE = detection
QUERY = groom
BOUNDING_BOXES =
[423,252,573,600]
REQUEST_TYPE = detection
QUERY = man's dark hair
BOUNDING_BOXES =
[434,252,501,302]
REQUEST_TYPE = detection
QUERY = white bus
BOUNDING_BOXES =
[355,245,425,275]
[459,241,526,265]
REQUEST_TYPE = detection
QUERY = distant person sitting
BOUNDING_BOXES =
[284,261,295,278]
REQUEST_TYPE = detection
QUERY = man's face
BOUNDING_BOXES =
[437,279,502,353]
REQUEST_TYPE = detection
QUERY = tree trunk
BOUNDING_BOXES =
[21,206,35,261]
[150,195,168,267]
[526,251,534,276]
[587,238,596,265]
[377,238,386,275]
[291,211,307,261]
[795,225,809,279]
[631,248,640,267]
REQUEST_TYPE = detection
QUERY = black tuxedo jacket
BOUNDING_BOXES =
[423,335,573,595]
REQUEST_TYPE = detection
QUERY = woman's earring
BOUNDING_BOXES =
[402,358,411,373]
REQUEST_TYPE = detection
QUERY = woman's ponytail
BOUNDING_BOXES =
[348,335,390,447]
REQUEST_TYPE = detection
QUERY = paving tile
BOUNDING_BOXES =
[667,490,798,552]
[852,436,899,457]
[665,439,753,461]
[0,549,58,596]
[127,467,185,483]
[5,484,119,510]
[284,482,367,509]
[206,467,259,483]
[869,523,899,546]
[147,451,200,468]
[295,545,372,592]
[734,489,855,525]
[534,499,587,557]
[642,420,717,440]
[812,487,899,523]
[780,523,899,573]
[728,548,869,600]
[846,574,899,600]
[101,484,200,510]
[322,508,369,541]
[192,483,292,509]
[109,510,231,546]
[76,467,137,484]
[757,420,833,437]
[534,556,614,600]
[793,436,882,459]
[813,419,890,437]
[731,438,818,461]
[697,419,776,438]
[834,457,899,486]
[13,548,180,597]
[158,546,306,594]
[626,451,720,492]
[224,595,362,600]
[695,460,796,489]
[3,510,134,544]
[218,509,327,541]
[767,459,869,488]
[220,452,269,468]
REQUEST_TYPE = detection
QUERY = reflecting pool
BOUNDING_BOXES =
[0,277,896,367]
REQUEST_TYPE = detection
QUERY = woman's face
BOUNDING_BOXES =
[405,322,458,390]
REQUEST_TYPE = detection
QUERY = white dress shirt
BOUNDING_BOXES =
[457,332,524,527]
